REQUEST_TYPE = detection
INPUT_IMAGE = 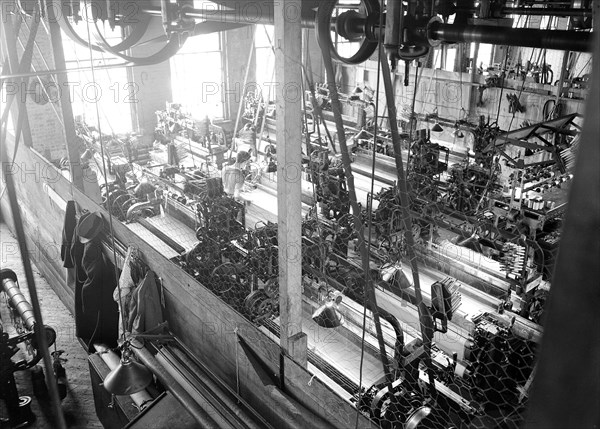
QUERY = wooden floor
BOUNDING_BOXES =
[0,223,103,429]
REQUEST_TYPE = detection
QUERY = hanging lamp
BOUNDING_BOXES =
[312,294,344,328]
[103,345,152,395]
[431,107,443,132]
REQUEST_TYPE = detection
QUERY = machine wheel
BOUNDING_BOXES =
[244,290,278,324]
[316,0,380,65]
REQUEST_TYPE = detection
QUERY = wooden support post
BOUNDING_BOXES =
[526,5,600,426]
[274,0,306,366]
[46,3,84,191]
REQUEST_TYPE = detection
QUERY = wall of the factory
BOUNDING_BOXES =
[338,60,473,131]
[1,13,71,304]
[129,20,173,145]
[338,49,587,154]
[13,15,67,161]
[515,48,592,83]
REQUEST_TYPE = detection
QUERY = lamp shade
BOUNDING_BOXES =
[431,122,444,133]
[312,301,344,328]
[103,355,152,395]
[453,129,464,138]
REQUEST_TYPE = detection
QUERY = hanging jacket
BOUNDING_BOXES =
[69,214,119,350]
[128,270,164,335]
[61,201,77,268]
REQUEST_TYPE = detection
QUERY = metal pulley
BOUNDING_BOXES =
[315,0,381,65]
[315,0,593,69]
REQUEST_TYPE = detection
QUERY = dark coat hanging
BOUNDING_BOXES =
[70,212,119,350]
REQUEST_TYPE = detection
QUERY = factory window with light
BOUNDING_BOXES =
[334,0,365,59]
[255,25,276,102]
[61,26,133,134]
[170,32,224,120]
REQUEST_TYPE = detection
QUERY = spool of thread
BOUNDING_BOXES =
[514,187,522,200]
[536,197,544,210]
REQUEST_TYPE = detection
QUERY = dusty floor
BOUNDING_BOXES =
[1,222,103,429]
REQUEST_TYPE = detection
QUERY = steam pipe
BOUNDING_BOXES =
[172,5,593,53]
[429,21,592,52]
[128,339,221,429]
[141,6,316,28]
[455,7,593,17]
[157,344,265,429]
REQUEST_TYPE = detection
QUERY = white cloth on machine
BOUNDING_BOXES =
[113,247,136,338]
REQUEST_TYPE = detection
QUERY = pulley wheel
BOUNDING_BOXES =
[316,0,381,65]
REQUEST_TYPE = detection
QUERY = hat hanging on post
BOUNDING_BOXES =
[77,212,103,244]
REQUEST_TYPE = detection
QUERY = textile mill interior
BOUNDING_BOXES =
[0,1,599,428]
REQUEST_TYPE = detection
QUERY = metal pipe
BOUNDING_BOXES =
[157,345,265,429]
[93,344,153,411]
[128,340,221,429]
[429,22,592,52]
[455,7,592,17]
[1,271,36,331]
[0,62,134,80]
[502,7,593,17]
[141,6,316,27]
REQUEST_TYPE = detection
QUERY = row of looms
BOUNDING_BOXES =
[1,1,598,429]
[70,63,574,428]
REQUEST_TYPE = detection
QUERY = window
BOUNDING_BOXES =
[255,25,276,102]
[62,24,133,134]
[333,1,364,60]
[472,43,494,71]
[170,33,224,119]
[445,47,457,71]
[434,46,458,71]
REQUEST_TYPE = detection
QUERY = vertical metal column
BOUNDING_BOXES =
[275,0,307,365]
